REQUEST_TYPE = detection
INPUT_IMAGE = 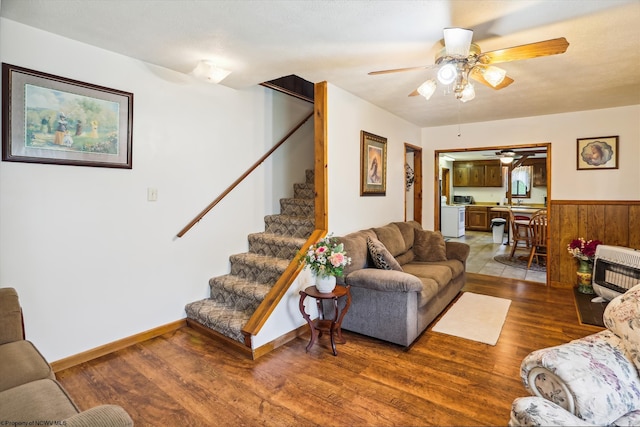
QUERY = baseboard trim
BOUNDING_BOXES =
[51,318,309,371]
[186,319,308,360]
[252,324,308,360]
[51,319,187,372]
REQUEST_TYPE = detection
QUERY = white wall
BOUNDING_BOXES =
[326,83,422,235]
[423,106,640,228]
[0,18,314,361]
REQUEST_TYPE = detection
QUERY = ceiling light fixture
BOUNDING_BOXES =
[192,60,231,84]
[443,27,473,57]
[417,79,437,100]
[437,63,458,85]
[482,65,507,87]
[499,150,516,164]
[460,83,475,103]
[418,28,508,103]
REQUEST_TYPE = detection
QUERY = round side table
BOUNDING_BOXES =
[298,285,352,356]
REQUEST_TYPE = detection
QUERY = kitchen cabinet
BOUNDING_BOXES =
[533,161,547,187]
[466,206,489,231]
[453,161,502,187]
[485,165,503,187]
[453,165,470,187]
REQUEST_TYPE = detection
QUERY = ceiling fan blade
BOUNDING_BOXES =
[408,89,420,97]
[470,68,514,90]
[368,65,434,76]
[479,37,569,64]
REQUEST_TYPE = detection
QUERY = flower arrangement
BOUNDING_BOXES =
[301,235,351,278]
[567,237,602,262]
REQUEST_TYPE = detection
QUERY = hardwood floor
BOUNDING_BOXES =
[56,273,602,426]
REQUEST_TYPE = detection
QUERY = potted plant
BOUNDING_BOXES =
[301,235,351,293]
[567,237,602,294]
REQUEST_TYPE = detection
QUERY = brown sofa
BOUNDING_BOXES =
[334,221,470,346]
[0,287,133,426]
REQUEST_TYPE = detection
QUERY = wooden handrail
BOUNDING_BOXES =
[176,111,313,238]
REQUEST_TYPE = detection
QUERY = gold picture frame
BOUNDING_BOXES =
[360,131,387,196]
[576,136,618,170]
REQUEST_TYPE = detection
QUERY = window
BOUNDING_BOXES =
[511,166,532,198]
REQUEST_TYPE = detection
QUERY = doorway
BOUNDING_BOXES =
[435,143,551,285]
[405,144,422,224]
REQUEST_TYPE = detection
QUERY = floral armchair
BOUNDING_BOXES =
[509,283,640,426]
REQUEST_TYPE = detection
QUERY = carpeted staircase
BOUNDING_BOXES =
[185,170,315,344]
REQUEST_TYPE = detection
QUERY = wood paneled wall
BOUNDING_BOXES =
[549,200,640,287]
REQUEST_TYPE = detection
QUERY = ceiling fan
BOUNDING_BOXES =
[369,28,569,102]
[488,149,546,166]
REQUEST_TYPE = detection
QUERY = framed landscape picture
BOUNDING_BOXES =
[360,130,387,196]
[576,136,618,170]
[2,63,133,168]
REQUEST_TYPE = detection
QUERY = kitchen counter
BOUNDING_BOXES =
[490,206,545,214]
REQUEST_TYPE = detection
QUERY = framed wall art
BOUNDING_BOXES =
[576,136,618,170]
[2,63,133,168]
[360,130,387,196]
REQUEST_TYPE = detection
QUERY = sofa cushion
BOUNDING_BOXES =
[367,237,403,271]
[414,230,447,262]
[346,269,423,292]
[392,221,418,253]
[401,263,453,290]
[417,278,439,308]
[406,259,464,280]
[0,287,24,345]
[373,223,406,257]
[0,378,78,421]
[604,283,640,372]
[395,249,416,266]
[337,230,376,276]
[0,340,55,392]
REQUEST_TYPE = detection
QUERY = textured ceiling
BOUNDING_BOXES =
[2,0,639,127]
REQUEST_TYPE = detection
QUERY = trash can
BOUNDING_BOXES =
[491,218,507,244]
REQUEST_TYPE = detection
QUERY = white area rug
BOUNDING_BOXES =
[432,292,512,345]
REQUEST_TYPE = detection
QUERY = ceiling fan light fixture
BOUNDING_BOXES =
[499,150,516,164]
[192,60,232,84]
[500,156,514,164]
[483,65,507,87]
[460,83,475,103]
[437,63,457,85]
[443,27,473,57]
[417,79,437,100]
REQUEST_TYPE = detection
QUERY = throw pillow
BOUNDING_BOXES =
[367,236,403,271]
[414,230,447,262]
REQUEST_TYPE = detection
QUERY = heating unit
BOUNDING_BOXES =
[592,245,640,302]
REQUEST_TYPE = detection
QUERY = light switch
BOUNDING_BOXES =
[147,188,158,201]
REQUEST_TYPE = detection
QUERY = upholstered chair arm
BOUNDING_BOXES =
[0,287,25,344]
[345,269,423,292]
[520,329,640,425]
[64,405,133,427]
[509,396,593,426]
[445,241,470,264]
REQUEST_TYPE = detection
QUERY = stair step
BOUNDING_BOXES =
[209,274,271,311]
[185,298,250,343]
[248,232,306,260]
[305,169,314,184]
[280,197,314,217]
[264,214,314,238]
[229,252,290,284]
[293,182,314,200]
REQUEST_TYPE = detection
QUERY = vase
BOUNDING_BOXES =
[576,259,594,294]
[315,275,337,293]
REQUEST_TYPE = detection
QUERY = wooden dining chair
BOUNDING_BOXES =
[508,209,534,258]
[527,210,548,269]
